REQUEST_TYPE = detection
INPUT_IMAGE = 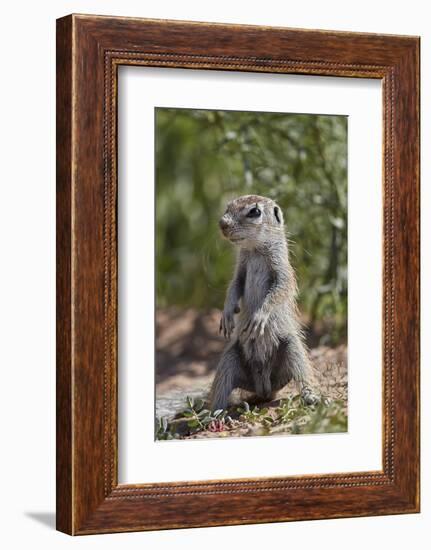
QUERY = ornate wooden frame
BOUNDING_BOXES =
[56,14,420,535]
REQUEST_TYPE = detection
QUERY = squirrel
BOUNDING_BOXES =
[209,194,319,411]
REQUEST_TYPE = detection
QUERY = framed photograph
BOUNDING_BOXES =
[56,14,420,534]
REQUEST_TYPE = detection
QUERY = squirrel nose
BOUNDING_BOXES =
[219,215,231,231]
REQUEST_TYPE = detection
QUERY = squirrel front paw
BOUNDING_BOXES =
[219,305,240,340]
[242,310,269,340]
[300,386,320,406]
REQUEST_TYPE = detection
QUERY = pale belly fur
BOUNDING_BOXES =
[236,254,281,363]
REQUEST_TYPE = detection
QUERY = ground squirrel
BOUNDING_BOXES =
[209,194,319,411]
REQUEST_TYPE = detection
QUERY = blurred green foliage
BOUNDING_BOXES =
[155,108,347,345]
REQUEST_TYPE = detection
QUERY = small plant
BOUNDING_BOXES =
[155,396,231,440]
[155,416,176,440]
[208,419,226,432]
[237,402,275,426]
[182,396,227,432]
[299,400,347,434]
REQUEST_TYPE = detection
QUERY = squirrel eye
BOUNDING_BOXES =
[246,207,261,218]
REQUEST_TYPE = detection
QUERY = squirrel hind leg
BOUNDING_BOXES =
[272,335,320,401]
[209,341,244,411]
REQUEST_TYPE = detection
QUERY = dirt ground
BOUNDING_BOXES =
[156,307,347,421]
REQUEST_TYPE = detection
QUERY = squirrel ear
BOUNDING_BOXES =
[274,206,282,224]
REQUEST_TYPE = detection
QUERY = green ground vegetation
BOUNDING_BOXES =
[155,395,347,440]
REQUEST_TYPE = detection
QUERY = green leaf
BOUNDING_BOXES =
[186,396,194,409]
[187,419,200,429]
[194,399,204,412]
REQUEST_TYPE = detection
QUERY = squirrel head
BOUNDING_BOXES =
[219,195,285,248]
